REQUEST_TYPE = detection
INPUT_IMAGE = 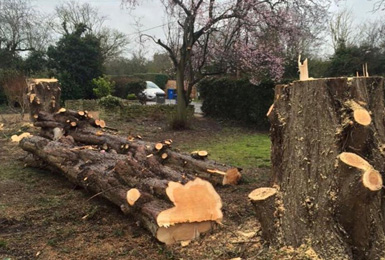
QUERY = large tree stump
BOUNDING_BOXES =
[250,77,385,259]
[26,78,61,121]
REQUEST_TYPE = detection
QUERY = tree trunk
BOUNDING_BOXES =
[250,77,385,259]
[175,63,188,127]
[26,78,61,121]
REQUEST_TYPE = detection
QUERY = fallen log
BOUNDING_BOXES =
[31,109,241,186]
[20,102,242,244]
[20,136,222,245]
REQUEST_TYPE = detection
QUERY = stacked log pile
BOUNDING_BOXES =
[20,81,241,244]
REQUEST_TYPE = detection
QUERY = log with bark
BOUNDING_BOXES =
[250,77,385,259]
[20,136,222,244]
[20,107,241,244]
[30,109,241,186]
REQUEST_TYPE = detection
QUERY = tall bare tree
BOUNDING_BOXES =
[123,0,333,127]
[372,0,385,11]
[51,1,129,61]
[329,8,355,50]
[0,0,51,55]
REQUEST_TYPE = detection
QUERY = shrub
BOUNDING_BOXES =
[119,104,194,121]
[0,86,6,105]
[125,80,146,97]
[199,77,274,129]
[111,76,146,99]
[127,93,137,100]
[92,76,115,98]
[98,95,123,109]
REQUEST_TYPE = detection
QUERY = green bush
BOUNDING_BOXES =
[111,76,146,99]
[98,95,123,109]
[0,86,6,104]
[119,104,194,121]
[125,80,146,97]
[92,76,115,98]
[199,77,274,129]
[127,93,137,100]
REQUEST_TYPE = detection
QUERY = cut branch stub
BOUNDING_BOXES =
[339,152,383,191]
[362,169,383,191]
[126,188,141,206]
[95,119,106,128]
[339,152,370,170]
[223,168,241,185]
[345,100,371,126]
[57,108,66,114]
[191,150,208,159]
[248,187,277,201]
[198,150,208,157]
[248,187,278,242]
[207,168,242,185]
[156,178,222,228]
[155,143,164,151]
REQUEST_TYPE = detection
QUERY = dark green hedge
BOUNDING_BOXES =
[120,104,194,121]
[199,77,274,129]
[111,76,146,99]
[0,86,6,104]
[132,73,169,89]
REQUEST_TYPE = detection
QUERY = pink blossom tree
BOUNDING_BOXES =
[122,0,333,127]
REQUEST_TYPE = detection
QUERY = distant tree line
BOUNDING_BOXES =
[1,0,385,110]
[0,0,172,104]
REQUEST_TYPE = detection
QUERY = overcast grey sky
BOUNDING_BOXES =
[34,0,383,58]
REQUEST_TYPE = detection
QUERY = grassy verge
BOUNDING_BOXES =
[176,127,271,168]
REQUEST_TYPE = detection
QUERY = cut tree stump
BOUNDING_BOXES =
[19,106,242,244]
[251,77,385,260]
[26,78,61,121]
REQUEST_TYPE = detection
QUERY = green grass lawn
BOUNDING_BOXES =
[176,127,271,168]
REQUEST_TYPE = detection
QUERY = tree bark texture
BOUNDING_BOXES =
[254,77,385,259]
[26,79,61,121]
